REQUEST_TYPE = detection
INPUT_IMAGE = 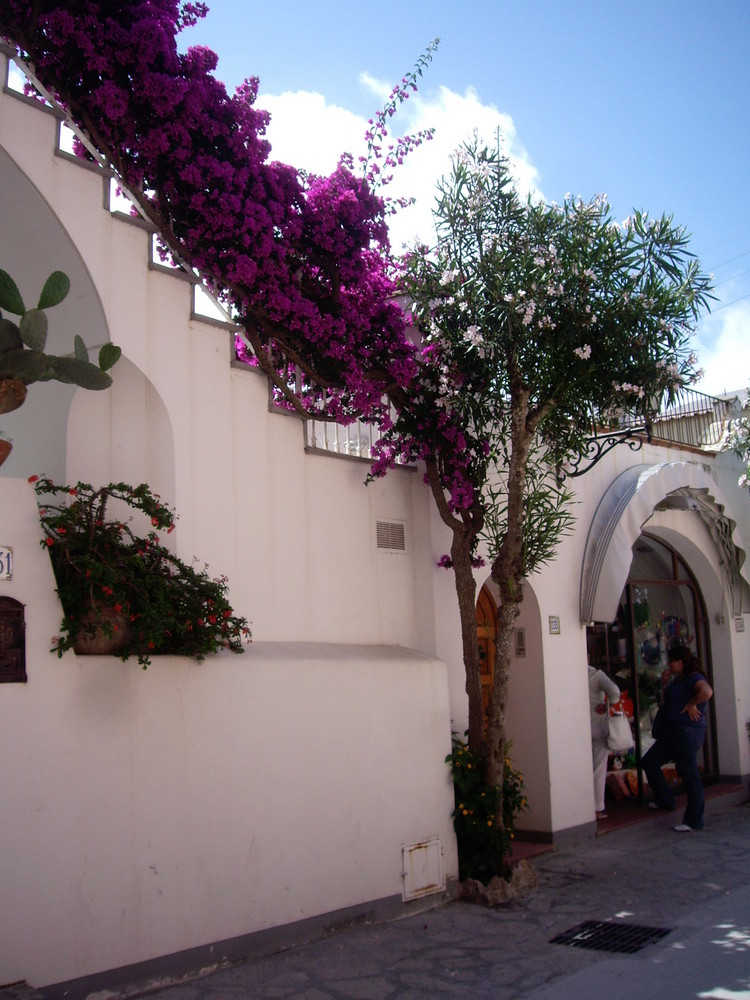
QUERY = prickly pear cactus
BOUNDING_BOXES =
[0,268,121,414]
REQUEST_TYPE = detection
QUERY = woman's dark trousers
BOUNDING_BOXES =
[642,725,705,830]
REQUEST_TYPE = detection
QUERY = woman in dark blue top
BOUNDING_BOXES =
[642,643,713,831]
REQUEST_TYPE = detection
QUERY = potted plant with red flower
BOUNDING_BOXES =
[31,476,251,667]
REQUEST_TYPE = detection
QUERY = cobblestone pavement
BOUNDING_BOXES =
[135,792,750,1000]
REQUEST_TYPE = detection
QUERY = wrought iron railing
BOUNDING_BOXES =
[621,385,730,450]
[562,385,732,480]
[305,379,731,474]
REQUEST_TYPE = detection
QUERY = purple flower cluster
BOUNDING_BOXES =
[1,5,481,508]
[0,1,417,420]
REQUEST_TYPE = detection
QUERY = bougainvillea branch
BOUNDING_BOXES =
[0,0,419,429]
[0,0,481,586]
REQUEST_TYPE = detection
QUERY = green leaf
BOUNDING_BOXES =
[50,356,113,389]
[73,335,89,362]
[0,270,26,315]
[98,343,122,372]
[37,271,70,310]
[0,319,22,355]
[19,308,48,351]
[0,347,47,381]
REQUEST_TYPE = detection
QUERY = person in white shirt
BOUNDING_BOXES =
[589,664,621,819]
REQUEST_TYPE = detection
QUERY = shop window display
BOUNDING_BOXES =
[587,533,716,813]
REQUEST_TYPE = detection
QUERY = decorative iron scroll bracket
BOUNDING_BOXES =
[558,424,651,482]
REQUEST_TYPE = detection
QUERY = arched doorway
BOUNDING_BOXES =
[476,584,497,722]
[587,532,717,807]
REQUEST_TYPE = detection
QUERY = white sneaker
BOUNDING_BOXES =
[673,824,693,832]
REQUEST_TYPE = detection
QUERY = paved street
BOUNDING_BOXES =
[136,790,750,999]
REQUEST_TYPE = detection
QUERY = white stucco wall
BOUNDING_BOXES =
[0,479,457,990]
[0,76,457,991]
[65,342,435,650]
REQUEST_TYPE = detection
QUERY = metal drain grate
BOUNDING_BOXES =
[550,920,671,954]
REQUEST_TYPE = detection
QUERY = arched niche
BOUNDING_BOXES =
[66,355,175,507]
[0,145,111,480]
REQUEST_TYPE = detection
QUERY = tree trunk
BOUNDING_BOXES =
[483,598,518,813]
[485,378,534,807]
[424,456,485,753]
[450,526,484,751]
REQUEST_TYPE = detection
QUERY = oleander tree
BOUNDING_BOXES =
[397,137,714,797]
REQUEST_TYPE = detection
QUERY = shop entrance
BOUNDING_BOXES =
[586,533,717,808]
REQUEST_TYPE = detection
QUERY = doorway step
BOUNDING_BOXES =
[596,781,746,835]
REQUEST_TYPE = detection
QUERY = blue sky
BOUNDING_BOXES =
[183,1,750,395]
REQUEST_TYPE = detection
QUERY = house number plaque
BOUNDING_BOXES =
[0,547,12,580]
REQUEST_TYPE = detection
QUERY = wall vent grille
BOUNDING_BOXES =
[376,521,406,552]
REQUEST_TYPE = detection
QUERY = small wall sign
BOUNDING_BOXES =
[0,547,12,580]
[736,617,745,633]
[548,615,561,635]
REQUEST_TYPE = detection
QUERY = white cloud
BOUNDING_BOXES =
[258,90,364,174]
[257,81,540,251]
[694,300,750,397]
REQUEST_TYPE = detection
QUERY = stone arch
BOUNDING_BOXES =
[580,462,749,624]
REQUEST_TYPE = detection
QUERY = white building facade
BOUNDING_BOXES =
[1,49,748,995]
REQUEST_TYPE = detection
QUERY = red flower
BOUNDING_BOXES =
[27,474,38,483]
[45,537,54,547]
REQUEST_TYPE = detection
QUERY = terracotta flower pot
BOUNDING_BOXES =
[0,378,27,415]
[73,606,131,656]
[0,439,11,467]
